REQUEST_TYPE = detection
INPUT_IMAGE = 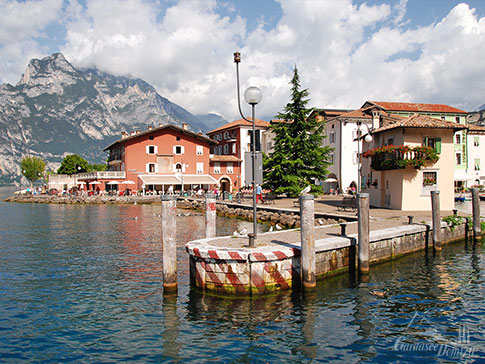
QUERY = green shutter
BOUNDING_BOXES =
[435,138,441,154]
[424,137,428,147]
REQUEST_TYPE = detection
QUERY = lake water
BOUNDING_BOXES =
[0,186,484,363]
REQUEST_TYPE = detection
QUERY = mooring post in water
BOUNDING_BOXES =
[205,193,216,238]
[357,193,370,276]
[430,190,441,251]
[300,194,316,290]
[471,188,481,241]
[161,195,177,293]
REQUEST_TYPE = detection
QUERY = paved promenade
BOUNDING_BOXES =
[197,195,458,249]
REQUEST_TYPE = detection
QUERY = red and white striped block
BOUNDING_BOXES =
[186,242,301,295]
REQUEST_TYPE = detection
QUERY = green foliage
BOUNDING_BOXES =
[263,67,333,197]
[363,145,439,171]
[57,154,89,175]
[442,215,463,232]
[87,163,107,172]
[20,155,46,187]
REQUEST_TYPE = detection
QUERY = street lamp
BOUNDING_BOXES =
[234,51,263,247]
[356,122,373,194]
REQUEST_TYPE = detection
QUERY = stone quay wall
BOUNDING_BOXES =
[186,221,469,296]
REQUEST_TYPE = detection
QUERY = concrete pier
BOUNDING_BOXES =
[431,191,442,251]
[161,195,178,293]
[472,188,481,241]
[300,195,316,290]
[205,193,216,238]
[357,193,370,276]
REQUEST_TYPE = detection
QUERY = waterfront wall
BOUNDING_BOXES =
[186,220,469,296]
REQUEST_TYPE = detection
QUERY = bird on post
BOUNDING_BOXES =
[300,185,311,195]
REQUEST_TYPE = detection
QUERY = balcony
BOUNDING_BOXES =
[363,145,439,171]
[77,171,126,180]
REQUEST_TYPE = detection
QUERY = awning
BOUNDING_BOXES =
[139,175,181,185]
[454,170,473,181]
[181,174,218,185]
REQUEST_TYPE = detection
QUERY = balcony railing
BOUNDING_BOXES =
[77,171,126,180]
[363,145,439,171]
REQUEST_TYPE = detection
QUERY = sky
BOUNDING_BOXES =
[1,0,485,122]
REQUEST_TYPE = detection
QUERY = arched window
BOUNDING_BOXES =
[175,163,183,173]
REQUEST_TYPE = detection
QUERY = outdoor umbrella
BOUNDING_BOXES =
[324,178,338,183]
[120,180,136,185]
[107,181,119,185]
[89,181,102,185]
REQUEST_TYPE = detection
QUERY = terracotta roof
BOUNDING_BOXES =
[210,155,241,162]
[372,114,468,133]
[366,101,468,114]
[336,107,374,119]
[207,118,270,134]
[467,124,485,134]
[103,124,216,151]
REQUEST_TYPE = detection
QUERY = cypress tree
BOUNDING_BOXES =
[264,67,333,197]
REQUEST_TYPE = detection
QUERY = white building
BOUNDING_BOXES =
[465,124,485,188]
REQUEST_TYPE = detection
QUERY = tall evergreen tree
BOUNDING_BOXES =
[264,67,333,197]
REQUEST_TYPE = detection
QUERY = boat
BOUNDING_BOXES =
[480,194,485,201]
[455,195,466,202]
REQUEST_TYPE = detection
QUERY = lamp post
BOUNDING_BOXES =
[356,122,373,194]
[234,51,263,246]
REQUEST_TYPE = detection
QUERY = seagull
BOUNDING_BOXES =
[318,219,324,225]
[300,185,311,195]
[233,230,241,237]
[184,212,191,216]
[268,226,273,232]
[275,223,282,230]
[239,228,248,236]
[133,202,137,205]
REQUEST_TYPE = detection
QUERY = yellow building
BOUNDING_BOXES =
[361,112,467,210]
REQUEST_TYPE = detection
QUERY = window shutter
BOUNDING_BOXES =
[435,138,441,154]
[423,137,428,147]
[182,146,185,155]
[172,146,176,154]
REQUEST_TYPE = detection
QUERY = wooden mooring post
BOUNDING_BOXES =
[471,188,482,242]
[430,190,441,251]
[161,195,177,293]
[205,193,216,238]
[357,193,370,277]
[300,194,316,290]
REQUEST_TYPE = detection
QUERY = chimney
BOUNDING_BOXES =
[198,132,203,136]
[130,131,136,136]
[159,123,163,128]
[372,111,381,129]
[136,130,141,134]
[182,123,188,130]
[121,131,128,138]
[148,125,153,131]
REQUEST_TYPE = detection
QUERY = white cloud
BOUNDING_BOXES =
[2,0,485,120]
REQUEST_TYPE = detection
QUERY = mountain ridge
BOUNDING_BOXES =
[0,53,226,185]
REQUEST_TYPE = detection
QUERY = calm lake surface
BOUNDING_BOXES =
[0,186,484,363]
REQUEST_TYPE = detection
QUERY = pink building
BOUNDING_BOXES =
[207,118,270,192]
[93,123,219,195]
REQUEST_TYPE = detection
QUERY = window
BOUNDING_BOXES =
[176,136,181,141]
[474,137,480,147]
[146,145,157,154]
[196,145,203,155]
[441,116,445,120]
[329,132,335,144]
[475,159,481,171]
[149,135,154,140]
[214,163,221,174]
[456,152,462,165]
[329,153,334,164]
[175,163,182,173]
[196,163,203,174]
[224,131,229,139]
[173,145,184,155]
[227,163,233,174]
[147,163,156,173]
[423,137,441,153]
[232,143,236,153]
[387,138,394,146]
[223,144,229,155]
[455,133,461,144]
[423,171,437,186]
[455,116,460,123]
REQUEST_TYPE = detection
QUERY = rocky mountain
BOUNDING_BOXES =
[0,53,226,185]
[467,104,485,126]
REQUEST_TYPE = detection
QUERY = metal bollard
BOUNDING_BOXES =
[407,215,414,225]
[300,195,316,290]
[340,223,347,236]
[248,233,255,248]
[452,209,458,216]
[205,193,216,238]
[357,193,370,276]
[161,195,177,293]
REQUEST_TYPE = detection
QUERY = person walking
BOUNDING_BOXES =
[256,184,264,204]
